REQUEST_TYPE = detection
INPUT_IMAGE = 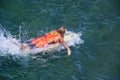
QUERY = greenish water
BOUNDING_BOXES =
[0,0,120,80]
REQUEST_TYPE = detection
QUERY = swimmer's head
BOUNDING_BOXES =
[57,26,67,37]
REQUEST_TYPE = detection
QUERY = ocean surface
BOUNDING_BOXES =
[0,0,120,80]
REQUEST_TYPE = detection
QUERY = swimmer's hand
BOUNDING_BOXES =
[67,48,71,56]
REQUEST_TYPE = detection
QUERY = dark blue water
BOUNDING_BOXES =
[0,0,120,80]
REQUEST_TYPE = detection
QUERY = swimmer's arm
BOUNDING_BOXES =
[60,38,71,56]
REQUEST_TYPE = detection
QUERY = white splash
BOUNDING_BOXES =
[0,28,21,56]
[65,31,84,46]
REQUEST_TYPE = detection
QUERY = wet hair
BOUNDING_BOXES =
[57,27,66,37]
